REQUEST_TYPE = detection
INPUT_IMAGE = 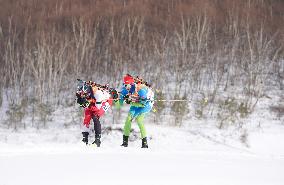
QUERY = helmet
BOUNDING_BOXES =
[82,84,90,93]
[81,84,92,97]
[138,88,147,99]
[123,74,134,85]
[77,79,85,91]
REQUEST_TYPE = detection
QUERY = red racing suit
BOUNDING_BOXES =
[83,99,112,127]
[82,87,113,132]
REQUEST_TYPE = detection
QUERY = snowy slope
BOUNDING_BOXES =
[1,148,283,185]
[1,88,284,185]
[1,124,284,185]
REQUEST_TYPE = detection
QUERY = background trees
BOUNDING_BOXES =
[0,0,283,128]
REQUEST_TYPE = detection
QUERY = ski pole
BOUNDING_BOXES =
[108,98,190,102]
[154,99,189,102]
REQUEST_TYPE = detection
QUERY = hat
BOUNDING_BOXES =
[123,74,134,84]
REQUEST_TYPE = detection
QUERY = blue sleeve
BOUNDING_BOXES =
[119,87,128,105]
[120,87,128,97]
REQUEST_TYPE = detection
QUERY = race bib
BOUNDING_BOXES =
[102,102,110,112]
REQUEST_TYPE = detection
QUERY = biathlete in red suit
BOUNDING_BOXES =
[76,80,118,147]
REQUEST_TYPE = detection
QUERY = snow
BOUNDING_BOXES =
[1,148,283,185]
[1,123,284,185]
[0,89,284,185]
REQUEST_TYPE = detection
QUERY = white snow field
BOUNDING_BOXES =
[0,90,283,185]
[1,123,284,185]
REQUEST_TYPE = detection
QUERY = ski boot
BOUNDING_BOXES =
[82,132,89,145]
[92,134,101,147]
[141,137,148,148]
[121,135,129,147]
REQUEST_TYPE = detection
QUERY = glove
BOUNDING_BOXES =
[124,95,131,104]
[81,101,90,108]
[109,88,118,99]
[77,95,90,108]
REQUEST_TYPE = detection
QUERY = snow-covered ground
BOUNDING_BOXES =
[0,122,284,185]
[0,90,283,185]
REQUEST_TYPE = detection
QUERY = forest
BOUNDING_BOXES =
[0,0,283,129]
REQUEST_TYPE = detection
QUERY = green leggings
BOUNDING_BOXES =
[123,113,147,138]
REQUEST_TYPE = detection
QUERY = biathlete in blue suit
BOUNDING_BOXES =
[115,74,154,148]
